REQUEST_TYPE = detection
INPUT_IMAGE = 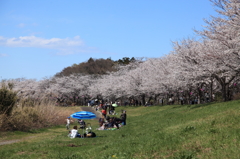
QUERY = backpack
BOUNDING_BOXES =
[86,132,96,137]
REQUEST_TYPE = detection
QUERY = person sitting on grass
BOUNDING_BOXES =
[107,117,119,129]
[78,119,86,129]
[120,110,127,126]
[98,115,105,127]
[68,125,81,138]
[113,117,122,127]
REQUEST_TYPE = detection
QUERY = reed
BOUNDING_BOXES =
[1,100,73,131]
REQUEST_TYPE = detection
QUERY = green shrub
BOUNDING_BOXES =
[0,83,18,116]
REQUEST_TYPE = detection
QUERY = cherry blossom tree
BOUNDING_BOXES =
[195,0,240,101]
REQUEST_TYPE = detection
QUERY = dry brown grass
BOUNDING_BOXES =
[0,100,76,131]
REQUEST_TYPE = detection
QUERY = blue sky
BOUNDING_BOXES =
[0,0,217,80]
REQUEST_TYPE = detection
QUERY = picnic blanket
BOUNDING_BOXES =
[96,125,118,131]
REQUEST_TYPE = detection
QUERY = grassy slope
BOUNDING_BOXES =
[0,101,240,159]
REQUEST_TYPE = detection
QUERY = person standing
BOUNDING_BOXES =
[159,98,164,106]
[88,100,91,107]
[205,92,210,102]
[101,108,107,118]
[168,97,173,105]
[180,96,184,105]
[66,117,71,130]
[78,119,86,129]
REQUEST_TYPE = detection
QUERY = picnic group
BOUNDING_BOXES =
[66,102,127,139]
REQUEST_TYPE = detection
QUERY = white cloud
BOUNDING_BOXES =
[0,36,87,55]
[0,36,83,48]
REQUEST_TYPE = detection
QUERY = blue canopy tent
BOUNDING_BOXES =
[70,111,96,120]
[70,111,96,138]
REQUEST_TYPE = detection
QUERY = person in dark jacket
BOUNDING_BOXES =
[98,116,105,127]
[78,119,86,129]
[107,117,119,129]
[120,110,127,125]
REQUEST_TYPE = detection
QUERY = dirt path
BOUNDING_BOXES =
[0,136,36,146]
[0,139,21,146]
[80,106,102,119]
[0,106,101,146]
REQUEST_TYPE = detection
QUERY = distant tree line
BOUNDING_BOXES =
[55,57,136,77]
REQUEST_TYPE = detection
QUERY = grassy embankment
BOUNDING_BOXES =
[0,101,240,159]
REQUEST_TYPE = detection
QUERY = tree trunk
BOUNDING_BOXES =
[141,94,146,106]
[221,82,230,102]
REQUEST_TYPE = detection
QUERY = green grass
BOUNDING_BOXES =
[1,101,240,159]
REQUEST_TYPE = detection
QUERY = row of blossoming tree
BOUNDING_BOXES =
[2,0,240,106]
